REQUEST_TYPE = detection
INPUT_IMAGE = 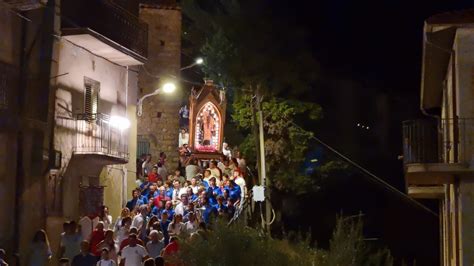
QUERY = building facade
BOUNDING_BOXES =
[47,0,148,259]
[137,0,182,171]
[0,0,56,260]
[0,0,151,262]
[402,10,474,266]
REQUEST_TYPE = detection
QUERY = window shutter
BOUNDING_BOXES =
[84,85,92,114]
[84,77,100,116]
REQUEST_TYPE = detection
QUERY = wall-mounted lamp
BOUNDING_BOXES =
[137,82,176,116]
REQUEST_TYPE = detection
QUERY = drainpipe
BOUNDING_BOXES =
[123,66,129,207]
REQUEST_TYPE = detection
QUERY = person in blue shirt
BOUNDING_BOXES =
[186,187,198,203]
[140,178,151,197]
[144,184,159,204]
[151,201,163,217]
[140,194,149,205]
[200,197,217,224]
[206,177,221,205]
[163,200,174,221]
[214,195,228,218]
[226,199,236,218]
[226,180,241,204]
[201,170,212,189]
[126,189,145,212]
[160,211,171,245]
[71,240,97,266]
[165,183,173,200]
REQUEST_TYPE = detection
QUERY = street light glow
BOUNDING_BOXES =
[196,57,204,65]
[110,115,130,130]
[137,82,177,116]
[162,82,176,93]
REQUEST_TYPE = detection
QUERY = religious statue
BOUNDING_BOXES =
[188,80,226,156]
[195,102,220,151]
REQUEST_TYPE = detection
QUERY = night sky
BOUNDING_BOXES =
[182,1,474,264]
[270,1,473,265]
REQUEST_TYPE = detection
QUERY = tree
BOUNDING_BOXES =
[182,0,326,195]
[176,217,393,265]
[232,94,322,194]
[182,0,319,93]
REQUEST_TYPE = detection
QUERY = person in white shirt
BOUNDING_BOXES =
[99,206,113,230]
[178,128,189,147]
[171,180,182,206]
[97,247,116,266]
[58,221,82,262]
[218,155,227,173]
[119,234,148,266]
[157,162,167,180]
[236,151,246,175]
[174,194,189,216]
[208,161,221,179]
[190,177,200,194]
[185,159,199,182]
[145,230,164,259]
[113,208,130,233]
[141,154,153,178]
[184,212,199,235]
[131,205,148,242]
[233,169,247,201]
[78,214,99,241]
[167,214,185,237]
[222,142,232,158]
[116,217,132,245]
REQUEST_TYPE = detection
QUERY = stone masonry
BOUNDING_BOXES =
[138,2,182,171]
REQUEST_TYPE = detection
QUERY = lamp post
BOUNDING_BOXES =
[180,57,204,71]
[137,82,176,116]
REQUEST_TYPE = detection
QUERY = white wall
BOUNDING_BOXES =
[451,30,474,164]
[53,38,139,219]
[55,39,128,116]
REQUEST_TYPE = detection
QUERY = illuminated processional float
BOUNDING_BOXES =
[188,79,226,160]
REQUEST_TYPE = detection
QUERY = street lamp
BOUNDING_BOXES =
[137,82,176,116]
[180,57,204,71]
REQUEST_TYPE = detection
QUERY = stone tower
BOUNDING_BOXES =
[138,0,182,170]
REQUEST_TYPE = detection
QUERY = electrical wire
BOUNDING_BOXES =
[287,119,438,217]
[259,202,276,225]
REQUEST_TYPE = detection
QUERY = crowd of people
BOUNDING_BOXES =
[4,140,249,266]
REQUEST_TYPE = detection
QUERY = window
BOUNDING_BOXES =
[84,77,100,115]
[137,135,150,156]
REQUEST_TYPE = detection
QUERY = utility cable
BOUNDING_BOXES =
[287,119,438,217]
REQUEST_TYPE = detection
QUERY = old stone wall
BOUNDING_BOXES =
[0,6,56,261]
[138,6,182,171]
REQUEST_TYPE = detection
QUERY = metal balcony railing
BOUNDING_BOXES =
[74,113,129,161]
[402,118,474,165]
[61,0,148,58]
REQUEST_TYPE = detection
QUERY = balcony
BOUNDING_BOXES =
[74,113,128,164]
[61,0,148,65]
[402,118,474,187]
